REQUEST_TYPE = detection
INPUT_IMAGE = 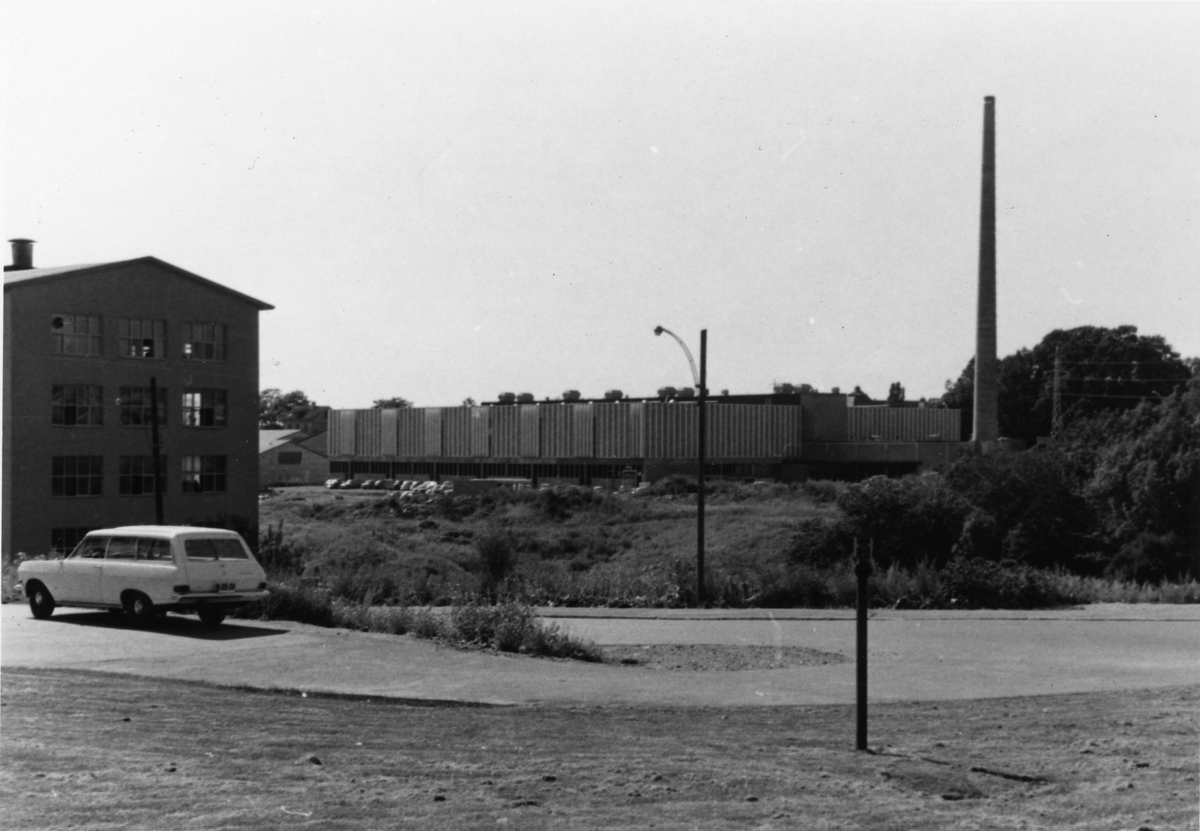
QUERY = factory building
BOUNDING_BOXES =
[3,240,272,559]
[327,391,961,487]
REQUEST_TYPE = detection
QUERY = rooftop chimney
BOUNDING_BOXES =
[972,96,999,445]
[6,238,36,271]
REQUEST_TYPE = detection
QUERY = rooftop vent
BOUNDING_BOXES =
[562,390,582,402]
[6,238,35,271]
[604,389,624,401]
[517,392,535,404]
[497,392,516,404]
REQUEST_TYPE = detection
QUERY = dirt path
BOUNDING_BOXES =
[2,668,1196,830]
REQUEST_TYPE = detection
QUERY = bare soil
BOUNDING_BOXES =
[1,668,1196,830]
[604,643,848,671]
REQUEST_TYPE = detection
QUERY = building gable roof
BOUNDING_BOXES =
[260,429,303,454]
[4,256,274,310]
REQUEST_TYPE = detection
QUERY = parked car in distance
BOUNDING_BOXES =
[17,526,269,627]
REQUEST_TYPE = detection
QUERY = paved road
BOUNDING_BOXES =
[1,603,1196,707]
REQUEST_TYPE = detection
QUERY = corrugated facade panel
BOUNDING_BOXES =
[571,404,594,458]
[424,408,443,456]
[846,408,960,442]
[595,402,643,458]
[705,404,802,458]
[491,406,521,458]
[643,402,696,459]
[329,410,357,456]
[441,406,490,457]
[396,409,424,456]
[356,409,383,457]
[442,407,473,457]
[379,409,399,456]
[519,405,540,457]
[541,405,573,458]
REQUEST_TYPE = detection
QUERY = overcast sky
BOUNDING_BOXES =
[6,2,1197,408]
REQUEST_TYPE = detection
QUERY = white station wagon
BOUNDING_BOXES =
[17,526,270,627]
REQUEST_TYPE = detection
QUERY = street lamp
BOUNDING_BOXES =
[655,325,707,606]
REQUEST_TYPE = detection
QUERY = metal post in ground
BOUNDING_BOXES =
[855,538,873,751]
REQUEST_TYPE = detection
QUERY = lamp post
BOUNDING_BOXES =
[654,326,707,606]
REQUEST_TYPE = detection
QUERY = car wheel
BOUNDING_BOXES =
[29,584,56,620]
[124,593,157,625]
[197,607,227,627]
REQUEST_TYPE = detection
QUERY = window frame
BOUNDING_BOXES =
[118,318,166,360]
[119,455,165,496]
[182,455,227,494]
[118,386,168,427]
[181,389,227,428]
[51,384,104,427]
[51,456,104,498]
[51,313,102,356]
[182,322,227,362]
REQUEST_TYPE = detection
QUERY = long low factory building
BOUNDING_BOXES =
[327,393,963,485]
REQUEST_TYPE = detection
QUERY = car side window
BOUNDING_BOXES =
[185,538,249,560]
[139,538,171,561]
[69,538,108,559]
[106,537,138,559]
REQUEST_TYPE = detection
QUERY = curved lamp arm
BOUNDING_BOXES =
[654,325,700,389]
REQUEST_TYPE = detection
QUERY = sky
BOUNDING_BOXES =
[5,2,1197,408]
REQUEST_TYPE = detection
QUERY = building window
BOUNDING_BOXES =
[51,384,104,426]
[51,314,102,356]
[182,455,226,493]
[119,455,165,495]
[50,527,97,556]
[182,389,227,427]
[183,322,226,362]
[277,451,302,465]
[118,386,168,426]
[119,318,165,359]
[51,456,103,497]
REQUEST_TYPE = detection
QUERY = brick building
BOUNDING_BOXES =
[2,240,273,559]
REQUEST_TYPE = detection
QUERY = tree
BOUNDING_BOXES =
[887,382,906,406]
[462,397,477,407]
[944,326,1191,444]
[259,389,315,428]
[1071,378,1200,579]
[372,397,413,409]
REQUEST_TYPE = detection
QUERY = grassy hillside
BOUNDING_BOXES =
[255,480,1199,610]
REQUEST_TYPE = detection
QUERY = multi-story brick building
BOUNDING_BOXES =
[2,239,273,559]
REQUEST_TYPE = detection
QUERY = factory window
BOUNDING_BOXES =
[182,322,226,362]
[51,314,102,356]
[51,456,103,497]
[51,384,103,426]
[277,452,302,465]
[182,389,227,427]
[50,527,98,557]
[118,318,165,359]
[118,386,167,426]
[182,455,226,493]
[119,455,164,496]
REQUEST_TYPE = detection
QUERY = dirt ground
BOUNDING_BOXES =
[1,667,1196,831]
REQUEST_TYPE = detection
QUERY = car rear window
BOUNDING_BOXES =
[184,538,250,561]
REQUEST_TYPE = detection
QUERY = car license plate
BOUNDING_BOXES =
[214,582,236,592]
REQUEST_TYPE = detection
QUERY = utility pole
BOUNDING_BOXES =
[149,376,165,524]
[697,329,707,606]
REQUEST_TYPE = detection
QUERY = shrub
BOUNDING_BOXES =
[235,582,335,627]
[1104,532,1192,583]
[836,474,970,568]
[476,531,517,599]
[940,558,1071,609]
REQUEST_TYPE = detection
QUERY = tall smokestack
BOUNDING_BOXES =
[972,96,999,445]
[6,238,36,272]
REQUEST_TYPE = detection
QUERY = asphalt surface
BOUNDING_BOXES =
[1,603,1197,707]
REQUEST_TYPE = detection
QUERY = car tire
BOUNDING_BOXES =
[197,607,227,627]
[29,584,56,620]
[124,593,157,625]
